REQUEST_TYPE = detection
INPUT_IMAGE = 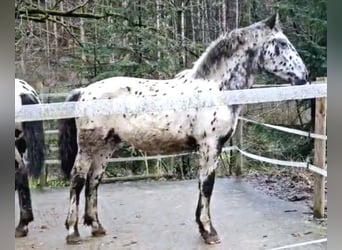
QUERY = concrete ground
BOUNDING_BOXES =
[15,178,327,250]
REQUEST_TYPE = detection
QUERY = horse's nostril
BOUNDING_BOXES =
[304,70,310,80]
[297,79,307,85]
[307,75,311,84]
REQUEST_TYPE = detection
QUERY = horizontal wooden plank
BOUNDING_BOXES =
[16,83,326,122]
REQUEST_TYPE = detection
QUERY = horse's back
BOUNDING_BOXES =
[15,79,41,128]
[80,76,218,101]
[15,79,39,99]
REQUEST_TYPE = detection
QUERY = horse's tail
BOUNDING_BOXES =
[58,89,82,179]
[21,94,45,179]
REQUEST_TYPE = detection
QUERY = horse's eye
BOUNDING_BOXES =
[279,41,288,48]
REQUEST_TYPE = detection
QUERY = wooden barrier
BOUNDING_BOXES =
[313,77,327,218]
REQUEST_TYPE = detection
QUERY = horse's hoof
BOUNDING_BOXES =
[66,233,81,245]
[200,229,221,245]
[15,228,28,238]
[92,226,106,237]
[203,234,221,245]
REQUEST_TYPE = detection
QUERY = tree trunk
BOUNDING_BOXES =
[227,0,238,30]
[222,0,227,31]
[156,0,161,64]
[176,0,184,67]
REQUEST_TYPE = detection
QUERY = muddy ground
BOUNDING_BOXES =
[243,167,327,226]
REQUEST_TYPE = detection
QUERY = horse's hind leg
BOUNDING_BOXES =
[15,150,34,238]
[83,150,112,236]
[65,151,92,244]
[195,141,220,244]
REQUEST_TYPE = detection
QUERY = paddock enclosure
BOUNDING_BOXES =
[15,79,327,249]
[15,1,327,248]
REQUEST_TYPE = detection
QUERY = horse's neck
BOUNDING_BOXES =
[204,49,257,117]
[214,50,257,91]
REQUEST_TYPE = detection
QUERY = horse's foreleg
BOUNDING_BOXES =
[196,143,220,244]
[84,151,111,237]
[65,151,92,244]
[15,155,33,238]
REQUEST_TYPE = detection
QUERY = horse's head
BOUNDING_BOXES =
[256,13,309,85]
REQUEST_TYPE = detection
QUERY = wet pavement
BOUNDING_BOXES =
[15,178,327,250]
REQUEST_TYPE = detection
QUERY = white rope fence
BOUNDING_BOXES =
[239,117,327,140]
[266,238,327,250]
[44,144,327,177]
[223,147,327,177]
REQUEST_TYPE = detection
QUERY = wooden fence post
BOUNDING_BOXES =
[38,87,47,189]
[39,165,47,189]
[313,77,327,218]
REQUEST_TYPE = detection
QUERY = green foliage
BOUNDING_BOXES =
[276,0,327,79]
[29,178,70,189]
[71,2,190,82]
[244,122,313,166]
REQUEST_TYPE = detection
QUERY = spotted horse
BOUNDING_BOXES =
[59,13,309,245]
[15,79,45,237]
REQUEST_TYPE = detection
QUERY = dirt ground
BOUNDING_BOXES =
[15,178,327,250]
[243,167,327,225]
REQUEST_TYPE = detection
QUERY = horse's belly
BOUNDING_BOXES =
[105,114,195,154]
[121,128,195,154]
[78,104,237,154]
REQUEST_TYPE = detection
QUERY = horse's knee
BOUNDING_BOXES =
[71,174,86,191]
[72,150,93,171]
[87,171,103,188]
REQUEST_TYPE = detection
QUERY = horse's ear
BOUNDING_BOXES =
[237,32,246,45]
[230,29,246,45]
[264,12,280,30]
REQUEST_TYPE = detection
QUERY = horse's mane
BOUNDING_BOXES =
[191,26,257,79]
[176,14,278,80]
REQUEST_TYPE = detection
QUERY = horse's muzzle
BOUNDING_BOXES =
[294,79,308,85]
[294,71,310,85]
